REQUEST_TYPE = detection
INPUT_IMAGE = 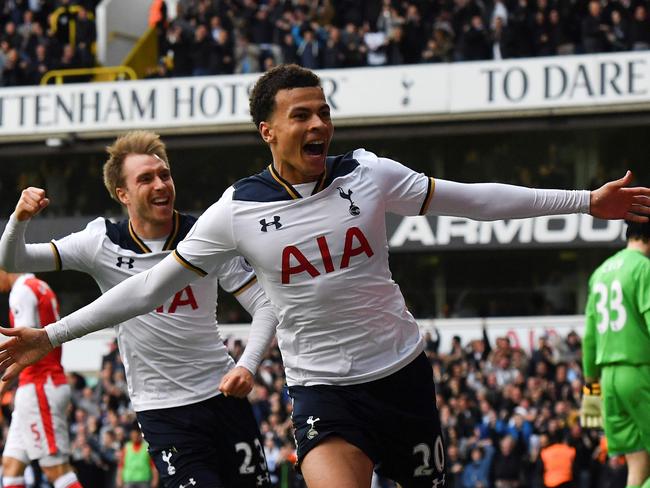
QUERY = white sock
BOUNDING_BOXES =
[2,476,26,488]
[53,471,81,488]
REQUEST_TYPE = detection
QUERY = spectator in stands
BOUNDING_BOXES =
[235,34,261,73]
[24,42,49,84]
[190,23,215,76]
[23,22,48,60]
[57,43,81,74]
[385,24,405,65]
[17,11,35,49]
[461,14,492,60]
[98,428,119,487]
[2,21,19,50]
[547,9,574,55]
[567,423,598,488]
[492,434,526,487]
[376,1,403,39]
[607,10,629,51]
[249,5,274,51]
[280,31,298,65]
[164,22,192,77]
[447,443,465,488]
[116,424,158,488]
[629,5,650,50]
[1,48,26,85]
[74,7,95,62]
[491,354,518,387]
[341,21,366,66]
[532,11,553,56]
[296,28,319,69]
[582,0,608,53]
[73,442,107,487]
[212,18,234,74]
[402,4,425,63]
[321,25,344,68]
[462,442,495,487]
[529,334,556,378]
[507,0,535,57]
[539,432,576,488]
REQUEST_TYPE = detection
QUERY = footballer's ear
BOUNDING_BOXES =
[259,121,275,144]
[115,187,129,205]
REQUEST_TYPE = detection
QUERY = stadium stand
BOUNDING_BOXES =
[0,328,629,487]
[3,0,650,85]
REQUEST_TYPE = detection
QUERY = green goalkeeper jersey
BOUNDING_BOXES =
[583,248,650,379]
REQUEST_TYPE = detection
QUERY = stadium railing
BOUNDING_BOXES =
[40,65,138,85]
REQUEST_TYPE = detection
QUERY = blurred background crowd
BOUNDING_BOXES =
[3,0,650,85]
[0,328,629,487]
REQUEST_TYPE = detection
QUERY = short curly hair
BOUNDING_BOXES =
[626,219,650,241]
[103,130,169,202]
[249,64,321,128]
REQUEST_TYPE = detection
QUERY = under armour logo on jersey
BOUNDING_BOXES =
[306,416,320,440]
[257,473,270,486]
[161,450,176,475]
[179,478,196,488]
[260,216,282,232]
[116,257,135,269]
[337,187,360,216]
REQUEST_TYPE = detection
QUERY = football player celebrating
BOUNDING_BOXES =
[0,131,275,488]
[2,66,650,488]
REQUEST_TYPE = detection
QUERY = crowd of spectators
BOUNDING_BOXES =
[0,0,98,86]
[151,0,650,79]
[3,0,650,86]
[0,327,631,487]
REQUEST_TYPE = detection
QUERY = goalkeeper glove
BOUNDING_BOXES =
[580,382,603,429]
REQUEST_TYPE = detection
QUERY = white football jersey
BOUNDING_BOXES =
[52,211,255,411]
[176,149,433,386]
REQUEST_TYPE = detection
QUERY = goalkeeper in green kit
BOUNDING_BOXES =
[582,219,650,488]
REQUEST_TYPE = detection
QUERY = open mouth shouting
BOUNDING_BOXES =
[303,140,326,157]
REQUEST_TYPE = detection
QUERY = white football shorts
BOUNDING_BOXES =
[4,378,72,467]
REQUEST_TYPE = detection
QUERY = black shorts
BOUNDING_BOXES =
[137,395,270,488]
[289,352,447,488]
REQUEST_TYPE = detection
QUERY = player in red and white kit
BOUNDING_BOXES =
[0,270,82,488]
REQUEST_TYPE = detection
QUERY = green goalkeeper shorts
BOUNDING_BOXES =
[601,364,650,454]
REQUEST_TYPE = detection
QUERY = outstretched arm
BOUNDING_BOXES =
[429,172,650,222]
[219,282,278,397]
[0,253,199,381]
[589,171,650,222]
[0,188,58,272]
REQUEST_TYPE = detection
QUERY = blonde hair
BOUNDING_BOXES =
[103,130,169,202]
